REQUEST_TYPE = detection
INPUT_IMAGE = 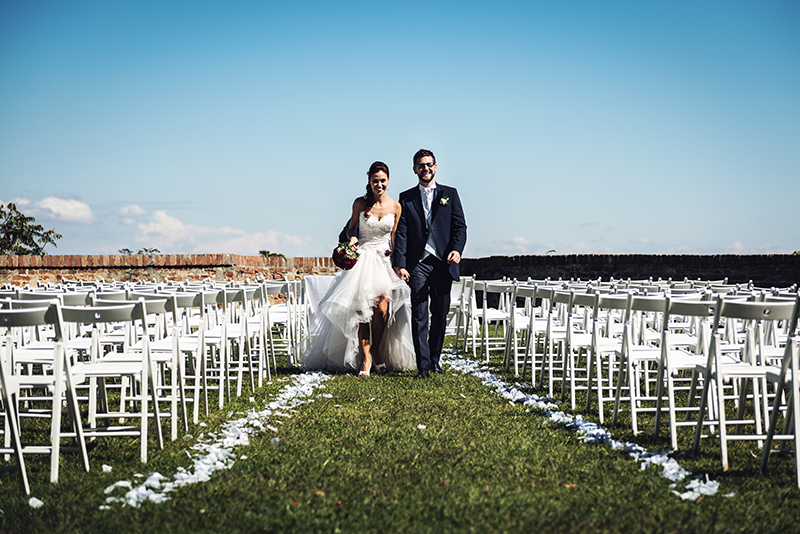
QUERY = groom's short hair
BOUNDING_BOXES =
[413,149,436,166]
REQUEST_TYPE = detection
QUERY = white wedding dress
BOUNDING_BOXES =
[300,212,417,372]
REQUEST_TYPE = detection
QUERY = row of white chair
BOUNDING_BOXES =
[0,278,305,494]
[448,277,800,486]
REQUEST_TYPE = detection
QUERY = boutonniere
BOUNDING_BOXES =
[440,197,449,206]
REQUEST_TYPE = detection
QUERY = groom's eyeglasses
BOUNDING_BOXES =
[416,162,435,168]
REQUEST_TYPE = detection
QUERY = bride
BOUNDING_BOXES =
[301,161,417,375]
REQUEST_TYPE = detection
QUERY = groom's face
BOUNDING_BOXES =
[413,156,437,186]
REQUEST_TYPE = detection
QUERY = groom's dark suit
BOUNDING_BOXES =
[393,184,467,374]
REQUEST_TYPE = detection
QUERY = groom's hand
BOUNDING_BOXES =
[447,251,461,265]
[395,267,410,282]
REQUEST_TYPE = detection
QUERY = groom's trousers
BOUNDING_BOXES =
[408,255,453,373]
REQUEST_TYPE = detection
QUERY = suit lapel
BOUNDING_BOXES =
[430,187,444,223]
[410,188,425,225]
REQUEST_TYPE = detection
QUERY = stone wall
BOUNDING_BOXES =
[459,254,800,289]
[0,254,337,286]
[2,254,798,289]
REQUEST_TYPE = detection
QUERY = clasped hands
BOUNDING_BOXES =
[394,251,460,282]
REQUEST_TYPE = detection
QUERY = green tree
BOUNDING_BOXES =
[0,202,63,255]
[119,247,161,254]
[259,249,285,258]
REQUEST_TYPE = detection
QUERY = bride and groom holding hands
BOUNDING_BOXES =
[301,149,467,379]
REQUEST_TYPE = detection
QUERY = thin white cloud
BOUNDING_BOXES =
[498,236,532,254]
[135,210,310,255]
[7,197,32,208]
[560,242,615,254]
[33,196,95,223]
[726,241,787,254]
[120,204,146,217]
[119,204,147,225]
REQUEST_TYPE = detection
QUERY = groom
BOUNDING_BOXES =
[393,149,467,378]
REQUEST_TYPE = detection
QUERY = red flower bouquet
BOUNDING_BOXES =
[332,242,359,270]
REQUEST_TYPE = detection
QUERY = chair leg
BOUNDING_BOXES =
[612,348,626,427]
[49,357,64,483]
[3,393,31,495]
[140,370,148,463]
[667,373,679,450]
[64,366,90,473]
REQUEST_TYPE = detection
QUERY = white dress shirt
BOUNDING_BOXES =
[420,183,439,260]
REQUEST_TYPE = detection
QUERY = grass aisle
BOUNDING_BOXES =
[2,356,798,533]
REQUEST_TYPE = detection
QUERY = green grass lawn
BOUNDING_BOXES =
[1,345,798,533]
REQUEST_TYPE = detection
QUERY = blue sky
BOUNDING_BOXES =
[1,1,798,258]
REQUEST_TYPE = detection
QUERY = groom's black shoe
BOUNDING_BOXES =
[414,370,429,379]
[431,365,443,374]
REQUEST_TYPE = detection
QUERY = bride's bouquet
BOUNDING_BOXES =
[332,242,359,270]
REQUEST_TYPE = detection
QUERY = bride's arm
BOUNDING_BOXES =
[346,198,364,246]
[390,201,402,251]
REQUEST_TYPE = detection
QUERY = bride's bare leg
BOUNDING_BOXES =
[358,323,372,375]
[371,297,389,369]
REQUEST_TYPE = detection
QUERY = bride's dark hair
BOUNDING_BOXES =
[364,161,389,214]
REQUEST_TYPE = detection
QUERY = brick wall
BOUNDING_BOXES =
[2,254,798,288]
[0,254,337,286]
[460,254,800,289]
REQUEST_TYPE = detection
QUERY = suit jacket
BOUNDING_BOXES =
[393,183,467,282]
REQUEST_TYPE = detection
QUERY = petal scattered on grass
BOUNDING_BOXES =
[442,351,721,502]
[101,372,331,508]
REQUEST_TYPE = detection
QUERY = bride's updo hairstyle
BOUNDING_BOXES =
[364,161,390,214]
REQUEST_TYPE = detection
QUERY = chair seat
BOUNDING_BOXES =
[570,332,592,346]
[694,355,763,376]
[72,361,144,376]
[483,309,509,322]
[595,338,622,353]
[766,367,792,383]
[665,348,707,370]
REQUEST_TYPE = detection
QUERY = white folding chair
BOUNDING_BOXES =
[560,290,595,409]
[480,281,514,363]
[652,298,717,450]
[0,303,89,493]
[63,301,163,463]
[584,292,628,423]
[760,293,800,485]
[612,294,666,434]
[692,296,799,470]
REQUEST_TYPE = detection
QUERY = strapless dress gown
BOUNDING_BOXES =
[300,212,417,372]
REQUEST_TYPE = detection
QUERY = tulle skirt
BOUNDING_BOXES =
[300,247,417,372]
